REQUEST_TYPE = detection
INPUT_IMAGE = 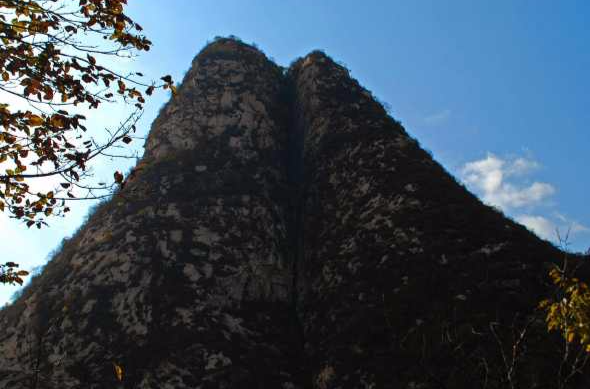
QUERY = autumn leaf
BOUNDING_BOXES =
[43,86,54,100]
[567,331,575,343]
[540,266,590,354]
[50,115,65,128]
[28,115,44,126]
[113,363,124,381]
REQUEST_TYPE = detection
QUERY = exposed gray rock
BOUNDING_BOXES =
[0,38,302,389]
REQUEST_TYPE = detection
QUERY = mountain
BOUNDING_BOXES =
[0,37,585,389]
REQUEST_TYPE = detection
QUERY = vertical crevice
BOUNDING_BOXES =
[280,73,309,385]
[283,81,304,315]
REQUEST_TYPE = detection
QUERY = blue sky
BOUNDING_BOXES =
[1,1,588,304]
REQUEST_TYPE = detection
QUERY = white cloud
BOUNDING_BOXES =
[422,109,451,126]
[461,153,554,209]
[516,215,557,241]
[517,214,590,243]
[460,153,589,248]
[509,157,539,175]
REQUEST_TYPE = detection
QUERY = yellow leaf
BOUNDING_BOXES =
[11,20,27,33]
[113,363,123,381]
[28,115,44,126]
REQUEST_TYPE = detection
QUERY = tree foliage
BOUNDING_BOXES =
[540,266,590,352]
[0,0,173,229]
[0,261,28,285]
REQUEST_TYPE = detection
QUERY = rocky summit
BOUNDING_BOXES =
[0,38,585,388]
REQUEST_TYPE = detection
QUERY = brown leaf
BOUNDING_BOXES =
[28,115,44,126]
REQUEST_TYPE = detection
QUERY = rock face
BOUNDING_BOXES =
[0,38,584,388]
[0,39,302,389]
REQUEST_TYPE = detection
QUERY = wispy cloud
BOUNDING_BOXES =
[422,109,451,126]
[554,213,590,236]
[461,153,554,210]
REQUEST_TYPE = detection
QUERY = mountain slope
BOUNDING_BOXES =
[291,51,580,388]
[0,38,585,389]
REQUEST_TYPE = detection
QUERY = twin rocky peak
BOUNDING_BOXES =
[0,38,575,388]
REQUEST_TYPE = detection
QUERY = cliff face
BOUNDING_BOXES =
[0,38,582,388]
